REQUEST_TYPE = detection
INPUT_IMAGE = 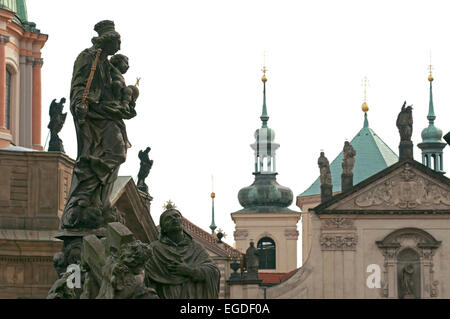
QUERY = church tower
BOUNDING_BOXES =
[418,64,446,173]
[0,0,48,150]
[231,67,300,273]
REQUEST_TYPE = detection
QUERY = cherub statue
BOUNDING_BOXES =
[96,240,158,299]
[110,54,139,110]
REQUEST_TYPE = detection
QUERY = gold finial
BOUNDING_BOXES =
[361,77,369,113]
[211,192,215,199]
[262,51,267,83]
[163,200,177,211]
[261,66,267,83]
[428,51,434,82]
[135,77,141,87]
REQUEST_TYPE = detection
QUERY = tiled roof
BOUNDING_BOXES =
[300,114,398,197]
[182,217,241,257]
[258,269,298,285]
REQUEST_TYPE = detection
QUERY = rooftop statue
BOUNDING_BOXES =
[318,151,333,202]
[61,20,138,229]
[396,101,413,142]
[318,152,332,187]
[342,141,356,175]
[144,203,221,298]
[47,97,67,153]
[137,147,153,193]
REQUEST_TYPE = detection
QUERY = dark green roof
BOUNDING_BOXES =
[299,114,398,197]
[0,0,27,22]
[0,1,41,33]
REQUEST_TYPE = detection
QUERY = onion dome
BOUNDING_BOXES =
[421,124,443,142]
[238,174,293,211]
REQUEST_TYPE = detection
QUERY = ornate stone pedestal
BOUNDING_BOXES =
[321,184,333,203]
[341,173,353,193]
[399,141,414,161]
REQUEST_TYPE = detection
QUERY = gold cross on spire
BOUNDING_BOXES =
[261,51,268,83]
[361,77,369,113]
[428,50,434,82]
[136,77,141,87]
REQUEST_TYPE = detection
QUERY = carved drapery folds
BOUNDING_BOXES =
[376,228,441,299]
[355,164,450,209]
[320,217,357,251]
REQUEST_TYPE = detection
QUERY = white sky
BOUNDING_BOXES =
[28,0,450,267]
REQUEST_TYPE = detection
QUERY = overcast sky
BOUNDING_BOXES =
[28,0,450,266]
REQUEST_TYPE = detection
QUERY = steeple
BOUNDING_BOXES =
[260,66,269,128]
[209,175,216,234]
[251,67,279,174]
[236,66,293,212]
[418,61,446,173]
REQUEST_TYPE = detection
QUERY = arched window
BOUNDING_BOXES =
[5,68,11,129]
[257,237,276,269]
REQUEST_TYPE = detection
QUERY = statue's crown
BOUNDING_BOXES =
[163,200,177,211]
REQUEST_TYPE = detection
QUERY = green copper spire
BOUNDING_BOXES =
[209,176,216,234]
[427,80,436,122]
[260,66,269,128]
[209,192,216,234]
[421,70,442,143]
[418,65,446,173]
[363,112,369,128]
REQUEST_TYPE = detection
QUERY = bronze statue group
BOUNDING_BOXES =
[47,20,220,299]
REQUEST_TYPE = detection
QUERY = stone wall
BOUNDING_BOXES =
[0,150,73,298]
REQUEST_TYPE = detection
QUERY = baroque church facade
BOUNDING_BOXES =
[263,67,450,299]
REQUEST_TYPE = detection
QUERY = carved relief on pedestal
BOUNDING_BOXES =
[320,218,357,251]
[376,228,441,299]
[355,164,450,209]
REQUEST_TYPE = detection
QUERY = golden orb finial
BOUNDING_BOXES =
[211,192,215,199]
[362,101,369,113]
[261,66,267,83]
